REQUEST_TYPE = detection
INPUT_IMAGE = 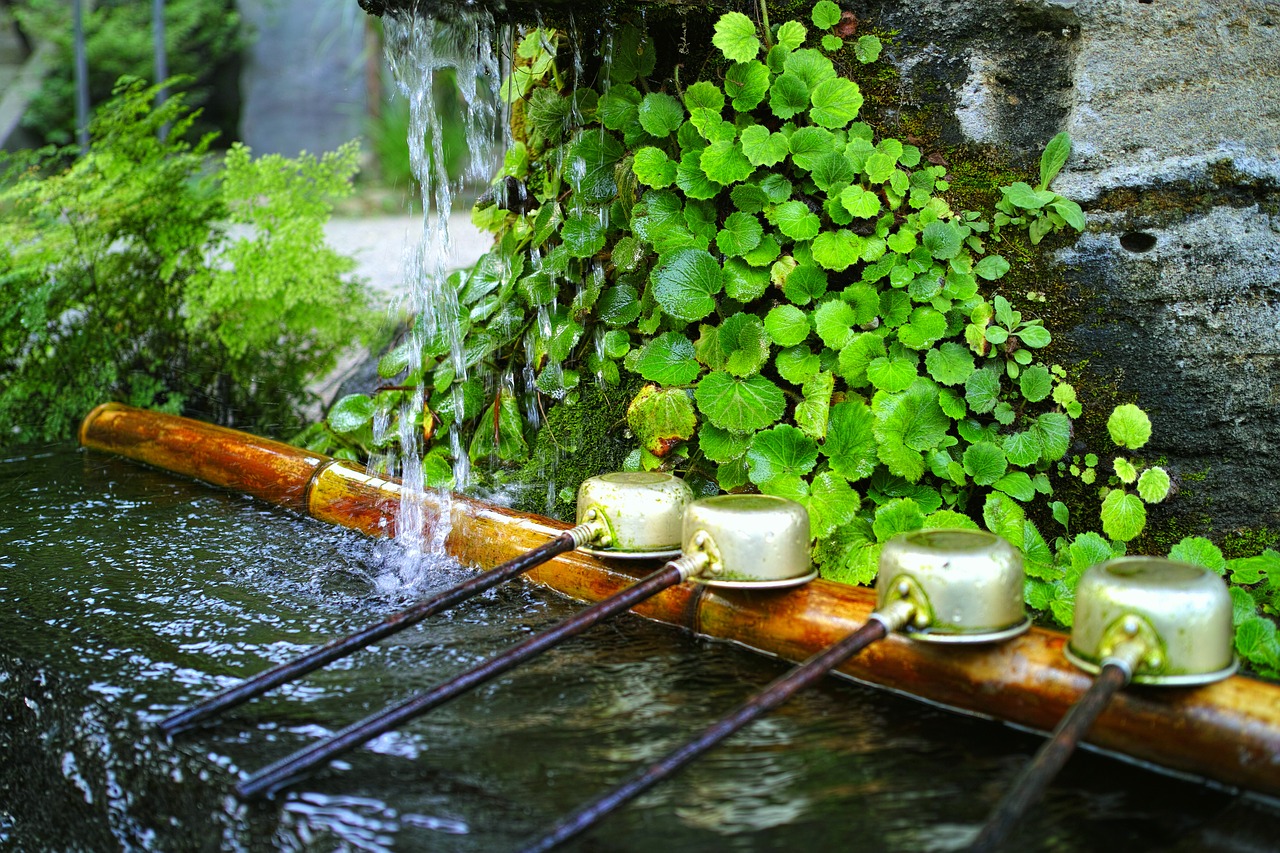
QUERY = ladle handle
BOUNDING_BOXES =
[968,661,1131,852]
[159,531,580,736]
[520,618,891,853]
[236,560,687,801]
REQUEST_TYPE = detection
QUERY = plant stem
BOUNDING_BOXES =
[760,0,773,50]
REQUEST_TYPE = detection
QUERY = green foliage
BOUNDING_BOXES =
[319,7,1277,677]
[992,132,1086,245]
[0,79,371,447]
[14,0,242,147]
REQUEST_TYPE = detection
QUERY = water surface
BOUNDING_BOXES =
[1,446,1276,851]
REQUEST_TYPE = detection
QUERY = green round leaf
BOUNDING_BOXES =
[922,220,964,260]
[1018,364,1053,402]
[610,26,656,83]
[810,151,857,193]
[814,299,859,350]
[598,284,642,327]
[873,498,926,542]
[776,20,807,51]
[784,48,837,90]
[778,347,821,389]
[699,423,751,463]
[809,77,864,128]
[1137,466,1171,503]
[632,146,677,189]
[769,73,810,119]
[825,400,878,481]
[719,313,771,377]
[740,125,790,167]
[1168,536,1227,575]
[1101,489,1147,542]
[329,394,375,433]
[854,34,882,64]
[1002,431,1042,467]
[924,342,976,386]
[811,230,862,271]
[627,385,697,456]
[637,332,701,385]
[840,185,882,219]
[765,304,811,347]
[676,150,722,200]
[806,472,861,538]
[684,81,725,113]
[730,182,771,213]
[700,140,755,185]
[992,471,1036,502]
[747,424,819,486]
[866,352,920,393]
[822,34,844,52]
[784,264,829,306]
[725,61,771,111]
[964,368,1002,414]
[974,254,1010,281]
[562,213,606,258]
[760,173,794,203]
[695,371,786,432]
[652,249,723,321]
[1113,456,1138,484]
[963,441,1009,486]
[775,200,822,241]
[716,211,764,257]
[638,92,685,137]
[787,126,836,170]
[812,0,841,28]
[713,11,762,63]
[602,329,631,359]
[566,131,624,203]
[742,233,781,267]
[598,84,641,130]
[1031,412,1072,462]
[1107,403,1152,450]
[898,307,948,350]
[723,257,770,301]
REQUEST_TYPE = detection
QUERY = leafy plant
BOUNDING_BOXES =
[992,131,1085,245]
[0,78,372,447]
[319,6,1276,676]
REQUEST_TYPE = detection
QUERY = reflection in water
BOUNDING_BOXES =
[0,446,1276,850]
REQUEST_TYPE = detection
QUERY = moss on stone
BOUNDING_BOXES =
[507,378,643,522]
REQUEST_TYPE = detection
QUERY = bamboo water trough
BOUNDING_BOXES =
[79,402,1280,799]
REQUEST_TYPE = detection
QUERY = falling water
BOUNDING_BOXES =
[380,9,506,577]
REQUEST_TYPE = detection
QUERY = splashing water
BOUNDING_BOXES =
[380,9,506,581]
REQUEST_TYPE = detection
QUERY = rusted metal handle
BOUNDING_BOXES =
[235,561,688,800]
[521,617,894,852]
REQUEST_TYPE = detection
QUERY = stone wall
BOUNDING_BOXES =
[852,0,1279,531]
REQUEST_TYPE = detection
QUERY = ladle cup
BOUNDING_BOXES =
[968,556,1237,852]
[234,493,812,800]
[158,472,691,736]
[520,527,1028,853]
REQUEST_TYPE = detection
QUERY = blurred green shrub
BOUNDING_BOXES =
[12,0,243,146]
[0,77,372,447]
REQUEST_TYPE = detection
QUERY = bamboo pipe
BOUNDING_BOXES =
[79,402,1280,798]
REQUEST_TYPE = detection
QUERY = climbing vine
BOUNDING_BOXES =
[310,3,1277,676]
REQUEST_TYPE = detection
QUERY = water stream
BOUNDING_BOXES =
[2,445,1279,850]
[380,7,506,572]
